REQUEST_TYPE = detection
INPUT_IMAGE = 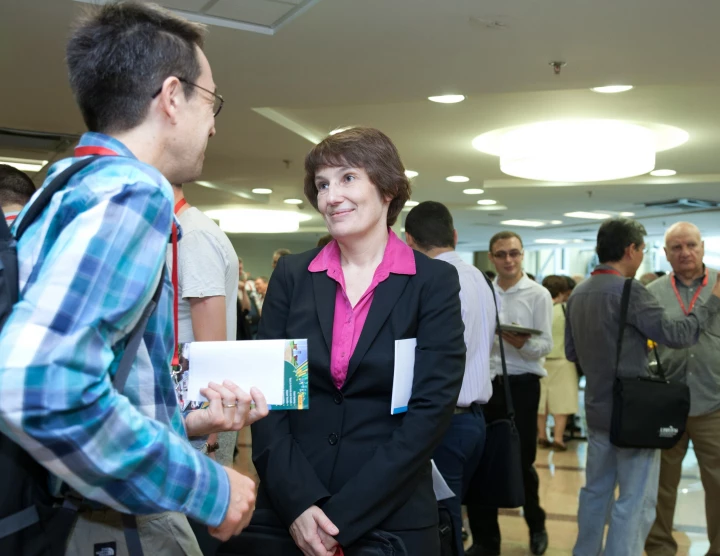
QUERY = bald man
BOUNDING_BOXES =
[645,222,720,556]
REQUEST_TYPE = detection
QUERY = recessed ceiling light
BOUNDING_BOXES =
[204,208,312,233]
[477,199,497,205]
[564,211,612,220]
[500,219,545,228]
[405,200,419,207]
[0,157,48,173]
[591,85,633,94]
[446,176,470,183]
[535,239,567,245]
[472,120,688,183]
[405,170,419,178]
[650,169,677,177]
[283,198,303,205]
[428,95,465,104]
[550,220,563,225]
[252,188,273,194]
[572,239,585,244]
[620,211,635,217]
[463,188,485,195]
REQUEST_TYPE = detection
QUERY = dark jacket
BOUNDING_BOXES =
[250,248,466,547]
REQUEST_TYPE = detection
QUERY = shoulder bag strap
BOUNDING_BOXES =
[615,278,633,375]
[482,272,516,420]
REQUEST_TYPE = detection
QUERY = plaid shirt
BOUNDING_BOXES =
[0,133,229,526]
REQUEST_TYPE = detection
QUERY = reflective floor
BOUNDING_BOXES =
[234,427,711,555]
[461,440,710,555]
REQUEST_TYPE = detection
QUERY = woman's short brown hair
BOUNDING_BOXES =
[303,127,411,227]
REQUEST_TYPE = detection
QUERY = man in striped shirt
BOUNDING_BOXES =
[0,2,264,553]
[0,164,35,226]
[405,201,496,556]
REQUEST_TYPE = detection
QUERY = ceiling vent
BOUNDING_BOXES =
[74,0,323,35]
[643,198,719,210]
[0,128,79,153]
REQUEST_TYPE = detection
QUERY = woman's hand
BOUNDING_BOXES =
[290,505,340,556]
[501,331,531,350]
[185,381,269,437]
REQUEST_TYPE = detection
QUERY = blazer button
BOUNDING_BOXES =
[333,392,343,404]
[328,433,339,445]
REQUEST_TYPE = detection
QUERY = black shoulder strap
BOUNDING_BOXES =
[15,156,100,240]
[113,270,165,394]
[615,278,633,374]
[482,272,516,420]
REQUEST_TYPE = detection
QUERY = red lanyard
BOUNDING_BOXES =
[591,268,623,277]
[670,269,708,315]
[74,146,120,157]
[171,198,187,366]
[5,214,17,224]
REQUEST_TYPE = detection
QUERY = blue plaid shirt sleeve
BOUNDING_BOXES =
[0,157,230,526]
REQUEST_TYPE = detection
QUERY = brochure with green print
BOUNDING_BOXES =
[176,339,309,411]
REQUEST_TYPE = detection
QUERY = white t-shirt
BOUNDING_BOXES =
[166,207,239,343]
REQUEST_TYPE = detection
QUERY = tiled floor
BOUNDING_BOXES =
[234,428,712,555]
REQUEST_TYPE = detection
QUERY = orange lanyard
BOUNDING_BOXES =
[171,198,187,366]
[670,269,708,316]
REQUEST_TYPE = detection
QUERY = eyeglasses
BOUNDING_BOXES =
[491,250,524,260]
[152,77,224,117]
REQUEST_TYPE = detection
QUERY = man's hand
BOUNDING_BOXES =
[501,331,531,350]
[290,506,340,556]
[185,381,269,437]
[711,275,720,299]
[208,468,257,541]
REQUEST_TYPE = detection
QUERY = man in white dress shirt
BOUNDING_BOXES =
[466,231,553,556]
[405,202,496,556]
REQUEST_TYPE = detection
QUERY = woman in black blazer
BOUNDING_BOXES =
[245,128,466,556]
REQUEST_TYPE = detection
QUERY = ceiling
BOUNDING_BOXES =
[3,0,720,251]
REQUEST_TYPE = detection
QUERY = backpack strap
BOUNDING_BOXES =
[15,156,100,240]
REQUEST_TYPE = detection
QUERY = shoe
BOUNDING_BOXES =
[465,544,500,556]
[530,530,549,555]
[538,438,552,448]
[551,441,568,452]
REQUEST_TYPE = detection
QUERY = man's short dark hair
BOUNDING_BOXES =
[67,2,206,133]
[596,218,647,263]
[0,165,36,208]
[542,275,571,298]
[404,201,455,251]
[489,231,524,253]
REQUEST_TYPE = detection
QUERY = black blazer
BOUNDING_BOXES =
[250,247,466,547]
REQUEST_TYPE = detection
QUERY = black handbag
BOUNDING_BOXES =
[609,278,690,449]
[463,274,525,508]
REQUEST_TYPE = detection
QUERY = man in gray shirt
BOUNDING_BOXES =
[565,218,720,556]
[645,222,720,556]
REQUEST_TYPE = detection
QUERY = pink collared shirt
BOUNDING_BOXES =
[308,230,417,389]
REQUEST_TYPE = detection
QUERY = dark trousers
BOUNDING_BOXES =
[433,407,486,556]
[467,374,545,550]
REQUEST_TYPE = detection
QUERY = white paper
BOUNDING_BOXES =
[391,338,416,415]
[186,340,287,405]
[432,460,456,501]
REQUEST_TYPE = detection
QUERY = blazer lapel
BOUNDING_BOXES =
[346,273,410,384]
[312,271,336,353]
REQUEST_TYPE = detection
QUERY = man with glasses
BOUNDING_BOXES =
[466,231,553,556]
[645,222,720,556]
[566,218,720,556]
[0,2,264,554]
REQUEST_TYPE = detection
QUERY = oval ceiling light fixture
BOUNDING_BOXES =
[405,170,419,178]
[650,169,677,177]
[472,119,689,183]
[463,188,485,195]
[500,219,546,228]
[283,198,303,205]
[204,208,312,234]
[329,126,353,135]
[477,199,497,205]
[620,211,635,217]
[535,239,567,245]
[564,211,612,220]
[550,220,563,225]
[405,200,420,207]
[252,188,273,194]
[428,95,465,104]
[591,85,633,94]
[446,175,470,183]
